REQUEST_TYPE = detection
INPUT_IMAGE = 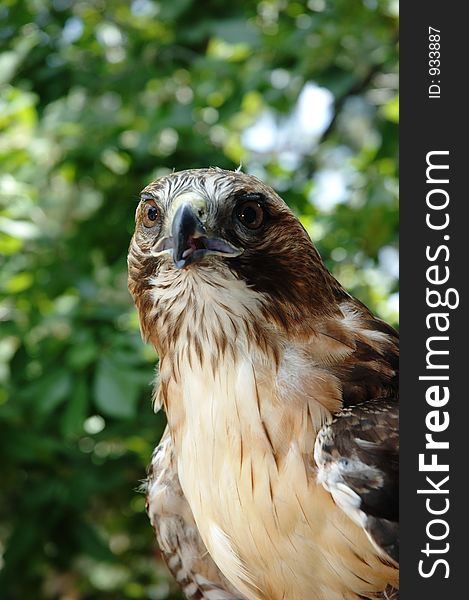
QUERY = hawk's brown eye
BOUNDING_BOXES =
[142,200,160,228]
[236,200,264,230]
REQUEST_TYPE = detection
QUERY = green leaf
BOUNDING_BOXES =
[157,0,192,20]
[381,95,399,123]
[73,521,115,562]
[94,357,139,419]
[4,272,34,294]
[211,18,260,45]
[37,371,72,414]
[61,376,89,438]
[67,340,98,370]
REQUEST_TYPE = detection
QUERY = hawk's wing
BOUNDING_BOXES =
[146,428,245,600]
[315,399,399,564]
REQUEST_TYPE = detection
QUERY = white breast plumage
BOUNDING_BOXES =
[169,346,397,600]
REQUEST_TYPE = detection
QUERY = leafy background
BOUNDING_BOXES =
[0,1,398,598]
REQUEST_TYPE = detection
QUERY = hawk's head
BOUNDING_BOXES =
[128,167,398,405]
[128,168,344,341]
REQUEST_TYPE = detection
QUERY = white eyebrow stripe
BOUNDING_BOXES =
[148,170,239,211]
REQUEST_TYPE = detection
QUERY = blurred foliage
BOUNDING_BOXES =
[0,0,398,598]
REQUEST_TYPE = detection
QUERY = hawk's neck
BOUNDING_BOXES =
[141,268,399,412]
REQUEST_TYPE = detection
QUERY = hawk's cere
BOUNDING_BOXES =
[128,168,399,600]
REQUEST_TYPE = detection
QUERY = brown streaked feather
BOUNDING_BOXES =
[317,300,399,407]
[146,429,246,600]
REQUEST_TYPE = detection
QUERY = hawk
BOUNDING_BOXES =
[128,168,399,600]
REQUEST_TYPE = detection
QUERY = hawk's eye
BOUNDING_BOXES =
[236,200,264,230]
[142,200,160,228]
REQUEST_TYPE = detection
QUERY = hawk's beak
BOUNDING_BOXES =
[154,198,242,269]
